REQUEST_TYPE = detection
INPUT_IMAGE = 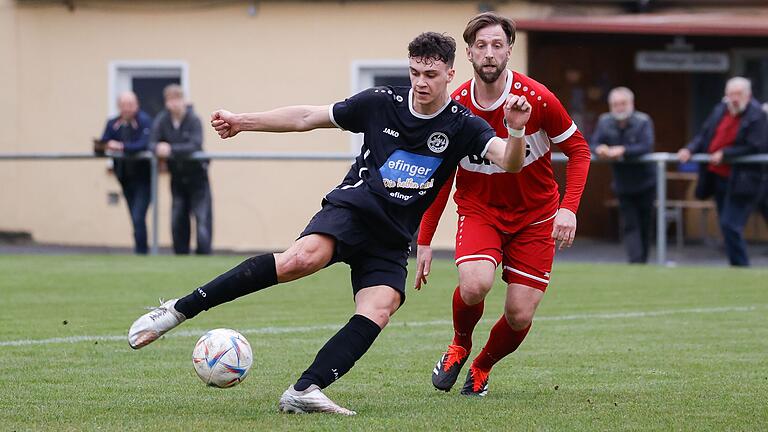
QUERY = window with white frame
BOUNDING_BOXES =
[108,60,189,118]
[348,60,409,153]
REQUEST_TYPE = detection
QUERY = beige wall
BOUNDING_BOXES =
[0,1,533,251]
[0,0,20,234]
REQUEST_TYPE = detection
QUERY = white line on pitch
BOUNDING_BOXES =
[0,305,760,348]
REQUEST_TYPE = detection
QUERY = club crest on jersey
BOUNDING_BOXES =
[427,132,449,153]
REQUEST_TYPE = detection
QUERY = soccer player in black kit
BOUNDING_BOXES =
[128,32,531,415]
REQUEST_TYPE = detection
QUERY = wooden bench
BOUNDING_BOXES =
[603,198,712,251]
[663,199,716,249]
[604,171,716,251]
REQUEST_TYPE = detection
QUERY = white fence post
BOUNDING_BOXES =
[150,154,159,256]
[655,158,668,265]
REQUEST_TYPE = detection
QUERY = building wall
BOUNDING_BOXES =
[0,1,532,251]
[0,0,20,236]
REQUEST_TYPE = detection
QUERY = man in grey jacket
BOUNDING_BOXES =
[592,87,656,263]
[152,84,213,255]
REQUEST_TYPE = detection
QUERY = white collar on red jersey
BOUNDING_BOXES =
[470,69,513,112]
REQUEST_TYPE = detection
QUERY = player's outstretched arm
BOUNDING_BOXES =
[210,105,334,139]
[483,94,531,173]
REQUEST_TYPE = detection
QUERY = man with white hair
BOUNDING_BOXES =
[678,77,768,266]
[592,86,656,263]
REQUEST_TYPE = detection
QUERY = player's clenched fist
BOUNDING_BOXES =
[503,94,532,130]
[210,109,241,139]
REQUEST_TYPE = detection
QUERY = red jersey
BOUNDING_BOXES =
[418,70,591,243]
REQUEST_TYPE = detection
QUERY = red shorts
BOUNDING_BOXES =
[454,212,556,291]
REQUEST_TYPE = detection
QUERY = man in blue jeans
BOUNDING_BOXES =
[678,77,768,266]
[100,91,152,254]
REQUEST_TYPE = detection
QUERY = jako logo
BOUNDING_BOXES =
[383,127,399,138]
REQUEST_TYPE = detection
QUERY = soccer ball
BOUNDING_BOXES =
[192,328,253,388]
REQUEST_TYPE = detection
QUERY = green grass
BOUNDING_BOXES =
[0,255,766,431]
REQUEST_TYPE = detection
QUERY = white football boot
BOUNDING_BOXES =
[128,299,186,349]
[278,385,357,416]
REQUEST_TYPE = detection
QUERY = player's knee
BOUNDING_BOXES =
[360,307,391,329]
[503,307,534,330]
[459,279,493,305]
[372,309,391,328]
[355,289,399,329]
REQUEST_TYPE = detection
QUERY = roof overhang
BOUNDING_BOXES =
[515,13,768,37]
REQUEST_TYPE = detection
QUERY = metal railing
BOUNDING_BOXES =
[594,152,767,265]
[1,150,767,264]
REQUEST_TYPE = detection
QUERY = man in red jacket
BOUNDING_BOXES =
[416,12,591,396]
[677,77,768,266]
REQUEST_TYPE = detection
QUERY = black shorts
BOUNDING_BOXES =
[299,202,410,304]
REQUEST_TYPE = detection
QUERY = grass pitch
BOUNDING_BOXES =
[0,255,766,431]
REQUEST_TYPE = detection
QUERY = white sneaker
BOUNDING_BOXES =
[128,299,186,349]
[278,385,356,416]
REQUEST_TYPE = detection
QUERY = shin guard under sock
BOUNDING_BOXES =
[452,286,484,351]
[473,315,531,372]
[294,314,382,391]
[174,254,278,319]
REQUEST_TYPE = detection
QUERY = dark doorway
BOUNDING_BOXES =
[736,51,768,102]
[133,77,181,118]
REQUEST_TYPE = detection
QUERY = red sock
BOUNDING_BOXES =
[451,286,484,351]
[472,315,531,372]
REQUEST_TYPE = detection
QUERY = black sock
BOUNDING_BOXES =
[294,314,382,391]
[174,254,278,319]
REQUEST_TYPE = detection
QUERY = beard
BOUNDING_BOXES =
[611,110,633,121]
[472,61,506,84]
[726,100,747,115]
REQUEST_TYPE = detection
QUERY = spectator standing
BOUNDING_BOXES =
[592,87,656,263]
[678,77,768,266]
[759,103,768,228]
[151,84,212,255]
[100,91,153,254]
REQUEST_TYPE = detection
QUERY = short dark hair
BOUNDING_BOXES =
[408,32,456,67]
[463,12,516,46]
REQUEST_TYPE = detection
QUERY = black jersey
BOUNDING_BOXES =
[325,86,496,246]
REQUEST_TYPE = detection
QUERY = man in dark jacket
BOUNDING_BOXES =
[101,91,153,254]
[151,84,212,255]
[678,77,768,266]
[592,87,656,263]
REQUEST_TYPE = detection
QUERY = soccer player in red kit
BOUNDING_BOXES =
[415,12,591,396]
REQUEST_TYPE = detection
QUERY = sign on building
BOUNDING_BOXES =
[635,51,730,72]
